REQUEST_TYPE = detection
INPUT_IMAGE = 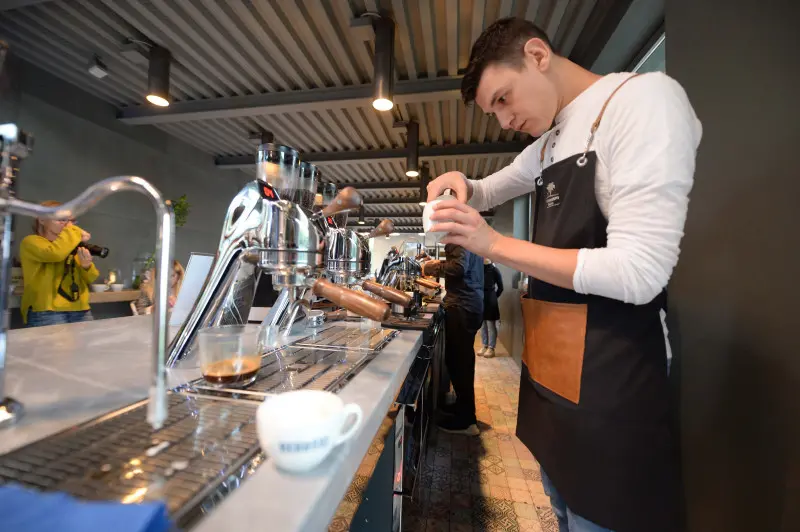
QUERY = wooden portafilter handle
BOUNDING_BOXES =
[368,219,394,238]
[415,277,441,290]
[312,278,390,322]
[321,186,363,217]
[362,280,413,307]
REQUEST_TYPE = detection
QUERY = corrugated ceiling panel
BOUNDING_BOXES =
[0,0,605,171]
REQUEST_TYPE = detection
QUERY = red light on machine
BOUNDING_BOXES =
[261,184,279,201]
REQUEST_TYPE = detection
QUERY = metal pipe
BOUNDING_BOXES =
[0,176,174,430]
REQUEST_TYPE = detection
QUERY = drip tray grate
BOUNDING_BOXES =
[291,325,398,352]
[183,325,399,401]
[0,394,261,528]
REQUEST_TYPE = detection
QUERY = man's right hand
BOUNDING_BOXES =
[80,229,91,242]
[426,171,473,203]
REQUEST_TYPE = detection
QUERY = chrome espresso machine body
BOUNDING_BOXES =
[167,144,391,367]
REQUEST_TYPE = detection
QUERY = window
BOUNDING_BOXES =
[633,34,666,74]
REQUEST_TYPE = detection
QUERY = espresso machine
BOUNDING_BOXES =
[166,143,399,368]
[376,239,443,319]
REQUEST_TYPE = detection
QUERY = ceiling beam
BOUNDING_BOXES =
[0,0,54,10]
[118,77,463,125]
[346,212,493,223]
[362,197,421,205]
[216,141,527,169]
[569,0,636,69]
[339,181,418,190]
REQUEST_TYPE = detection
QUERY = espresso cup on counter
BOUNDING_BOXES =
[197,325,262,388]
[256,390,363,473]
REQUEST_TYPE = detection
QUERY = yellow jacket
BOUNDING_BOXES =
[20,225,100,323]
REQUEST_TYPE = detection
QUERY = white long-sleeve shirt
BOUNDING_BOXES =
[469,72,703,306]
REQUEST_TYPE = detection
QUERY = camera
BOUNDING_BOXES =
[78,243,109,258]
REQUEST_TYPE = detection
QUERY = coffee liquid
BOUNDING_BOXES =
[202,357,261,385]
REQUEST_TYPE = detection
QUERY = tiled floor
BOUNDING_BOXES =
[401,339,557,532]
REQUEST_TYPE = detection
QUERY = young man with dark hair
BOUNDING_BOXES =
[426,17,701,532]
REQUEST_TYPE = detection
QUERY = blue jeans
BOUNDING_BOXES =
[541,468,614,532]
[27,310,93,327]
[480,320,497,348]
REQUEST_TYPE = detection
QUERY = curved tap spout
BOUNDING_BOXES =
[0,176,174,430]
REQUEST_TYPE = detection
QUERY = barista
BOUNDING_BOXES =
[20,201,99,326]
[425,17,702,532]
[421,244,483,435]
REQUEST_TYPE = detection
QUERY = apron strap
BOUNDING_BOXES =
[576,73,641,167]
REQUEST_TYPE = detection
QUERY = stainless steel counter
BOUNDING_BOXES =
[1,315,423,530]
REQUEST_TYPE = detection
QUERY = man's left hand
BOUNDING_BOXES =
[421,260,441,277]
[429,199,502,257]
[76,247,93,269]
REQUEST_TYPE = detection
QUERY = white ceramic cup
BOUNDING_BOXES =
[422,191,455,242]
[257,390,363,473]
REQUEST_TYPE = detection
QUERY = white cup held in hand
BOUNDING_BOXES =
[422,191,455,242]
[257,390,363,473]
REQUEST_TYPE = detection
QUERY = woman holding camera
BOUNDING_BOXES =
[20,201,99,327]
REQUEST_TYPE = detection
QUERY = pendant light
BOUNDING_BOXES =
[371,16,395,111]
[146,46,171,107]
[405,121,419,177]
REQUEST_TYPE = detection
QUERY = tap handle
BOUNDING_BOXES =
[368,219,394,238]
[362,279,413,307]
[311,278,390,322]
[321,186,362,217]
[415,277,441,290]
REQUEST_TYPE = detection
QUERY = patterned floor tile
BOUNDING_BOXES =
[517,517,544,532]
[328,517,349,532]
[522,468,542,481]
[331,340,555,531]
[472,496,521,532]
[535,506,560,532]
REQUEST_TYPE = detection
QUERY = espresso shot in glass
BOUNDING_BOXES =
[198,325,262,387]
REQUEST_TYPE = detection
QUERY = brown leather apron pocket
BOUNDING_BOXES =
[521,298,587,404]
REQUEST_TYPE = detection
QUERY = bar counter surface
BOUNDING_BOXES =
[2,315,423,531]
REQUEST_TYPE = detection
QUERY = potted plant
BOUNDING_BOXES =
[132,195,190,289]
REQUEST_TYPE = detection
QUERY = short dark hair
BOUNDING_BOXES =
[461,17,554,104]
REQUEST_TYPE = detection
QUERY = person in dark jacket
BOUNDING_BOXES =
[479,258,504,358]
[422,243,483,435]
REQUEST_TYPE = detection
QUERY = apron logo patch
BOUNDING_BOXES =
[545,182,561,209]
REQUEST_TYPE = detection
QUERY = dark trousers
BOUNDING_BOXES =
[444,306,483,423]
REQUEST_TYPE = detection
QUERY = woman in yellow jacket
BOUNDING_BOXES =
[20,201,100,327]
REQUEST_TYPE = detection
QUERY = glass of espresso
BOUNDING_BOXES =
[198,325,262,387]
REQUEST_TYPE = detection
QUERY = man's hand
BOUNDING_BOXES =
[426,171,473,203]
[168,295,177,308]
[429,199,502,257]
[421,260,441,277]
[80,230,91,243]
[76,247,93,269]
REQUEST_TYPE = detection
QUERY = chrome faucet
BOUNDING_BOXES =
[0,124,175,430]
